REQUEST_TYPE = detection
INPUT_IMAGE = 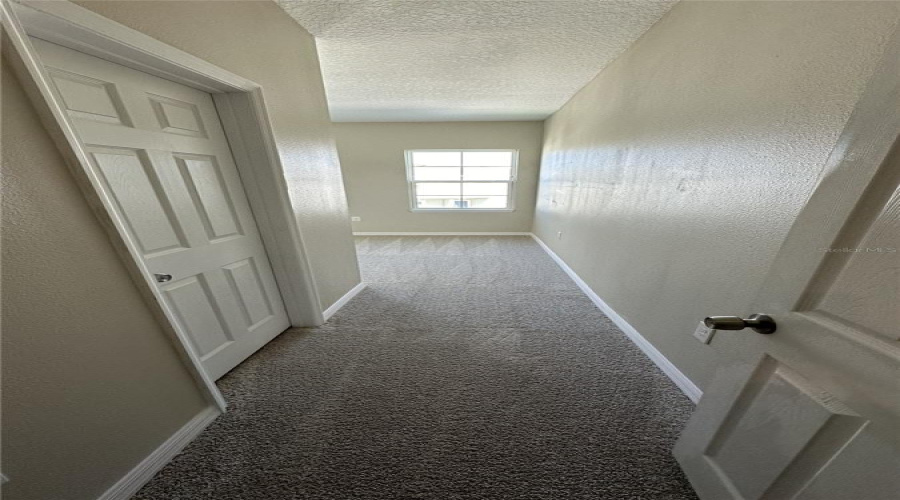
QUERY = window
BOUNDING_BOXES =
[405,149,517,211]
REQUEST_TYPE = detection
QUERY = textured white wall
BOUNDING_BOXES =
[335,122,543,232]
[75,0,361,309]
[533,1,900,390]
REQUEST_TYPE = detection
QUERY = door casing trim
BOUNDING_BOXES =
[2,0,327,410]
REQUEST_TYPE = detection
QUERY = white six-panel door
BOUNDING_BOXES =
[32,38,291,380]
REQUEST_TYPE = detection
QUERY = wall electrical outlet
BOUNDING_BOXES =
[693,321,716,344]
[350,216,361,222]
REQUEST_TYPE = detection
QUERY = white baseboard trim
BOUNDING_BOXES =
[323,282,367,321]
[353,232,532,236]
[530,234,703,403]
[98,406,219,500]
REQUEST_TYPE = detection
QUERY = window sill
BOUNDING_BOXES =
[410,208,515,213]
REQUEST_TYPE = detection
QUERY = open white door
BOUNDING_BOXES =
[31,38,292,380]
[674,32,900,500]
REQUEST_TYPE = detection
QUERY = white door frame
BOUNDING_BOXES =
[2,0,327,411]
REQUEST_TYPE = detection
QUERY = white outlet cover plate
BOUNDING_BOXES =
[693,321,715,344]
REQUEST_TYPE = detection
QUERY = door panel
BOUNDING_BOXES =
[702,356,867,500]
[148,93,207,137]
[800,185,900,342]
[164,276,234,357]
[223,258,276,329]
[174,154,244,241]
[33,38,291,380]
[89,147,187,255]
[46,67,131,125]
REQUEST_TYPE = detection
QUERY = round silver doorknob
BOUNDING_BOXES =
[154,273,173,283]
[704,314,776,334]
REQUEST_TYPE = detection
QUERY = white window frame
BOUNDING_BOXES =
[405,149,518,212]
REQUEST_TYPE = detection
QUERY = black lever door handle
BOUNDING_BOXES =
[704,314,776,334]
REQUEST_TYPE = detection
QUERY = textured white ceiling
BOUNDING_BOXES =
[276,0,676,122]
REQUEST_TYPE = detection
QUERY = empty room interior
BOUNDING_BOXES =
[3,1,900,499]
